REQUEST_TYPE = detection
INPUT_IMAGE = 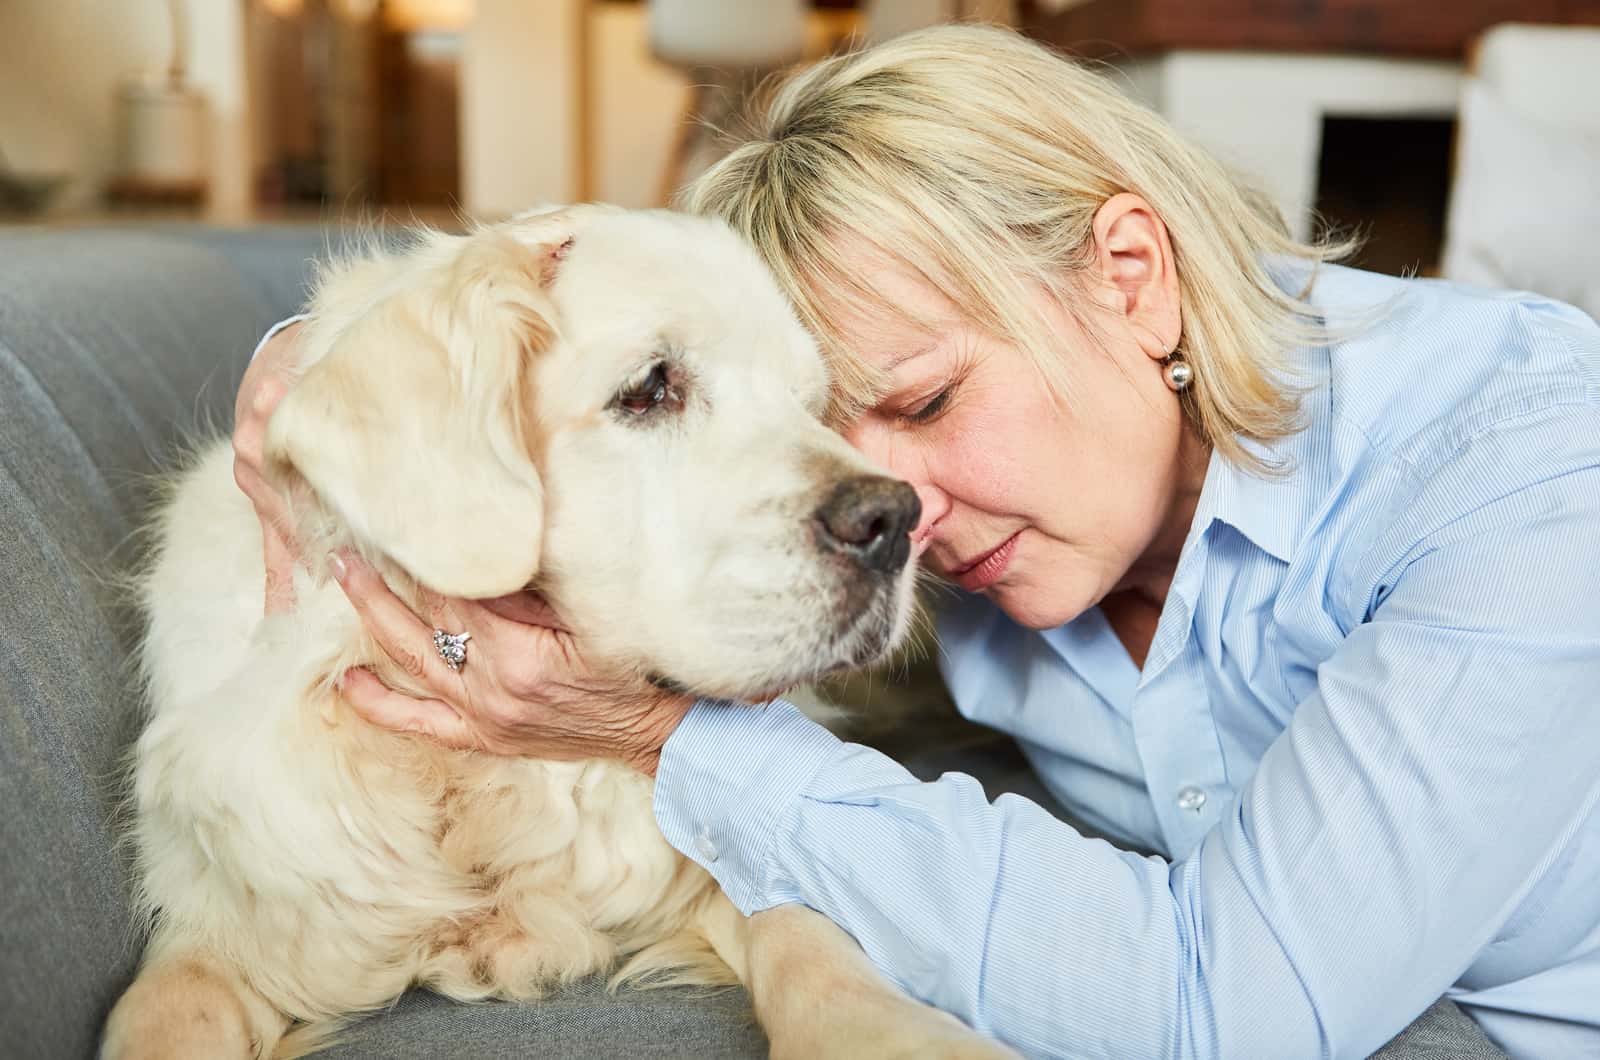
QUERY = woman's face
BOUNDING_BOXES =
[832,196,1203,630]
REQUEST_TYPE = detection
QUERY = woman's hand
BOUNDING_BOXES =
[330,551,695,775]
[233,321,305,614]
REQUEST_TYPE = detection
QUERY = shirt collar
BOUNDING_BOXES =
[1187,346,1332,567]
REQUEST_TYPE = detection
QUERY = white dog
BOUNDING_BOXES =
[102,206,1016,1059]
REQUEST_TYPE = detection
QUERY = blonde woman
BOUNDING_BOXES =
[238,26,1599,1058]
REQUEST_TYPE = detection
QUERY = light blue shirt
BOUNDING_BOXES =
[652,265,1600,1059]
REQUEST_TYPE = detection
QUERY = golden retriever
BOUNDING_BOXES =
[102,205,1015,1059]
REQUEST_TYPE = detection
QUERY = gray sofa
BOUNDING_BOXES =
[0,226,1506,1058]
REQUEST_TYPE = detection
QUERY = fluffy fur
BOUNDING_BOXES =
[103,206,1013,1059]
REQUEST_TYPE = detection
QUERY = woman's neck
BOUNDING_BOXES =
[1112,425,1212,612]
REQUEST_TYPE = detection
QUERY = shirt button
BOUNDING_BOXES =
[694,829,720,863]
[1176,786,1208,813]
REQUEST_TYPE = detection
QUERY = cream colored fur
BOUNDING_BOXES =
[102,206,1015,1059]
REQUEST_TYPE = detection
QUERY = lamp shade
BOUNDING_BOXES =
[648,0,807,69]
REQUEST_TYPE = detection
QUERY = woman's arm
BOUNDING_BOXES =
[654,459,1600,1059]
[234,315,305,613]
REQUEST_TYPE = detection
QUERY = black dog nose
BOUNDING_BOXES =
[815,476,922,573]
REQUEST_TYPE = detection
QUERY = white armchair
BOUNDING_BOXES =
[1441,23,1600,317]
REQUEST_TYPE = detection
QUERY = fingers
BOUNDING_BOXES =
[339,667,477,749]
[331,550,461,692]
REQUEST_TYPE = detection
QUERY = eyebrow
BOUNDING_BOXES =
[886,342,938,370]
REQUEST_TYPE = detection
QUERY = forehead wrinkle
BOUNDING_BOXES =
[804,250,959,419]
[886,341,940,371]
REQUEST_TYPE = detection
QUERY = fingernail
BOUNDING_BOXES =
[328,551,347,580]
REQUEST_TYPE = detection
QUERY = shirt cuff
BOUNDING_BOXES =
[252,314,306,361]
[652,698,846,914]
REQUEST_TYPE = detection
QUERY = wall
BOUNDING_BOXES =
[1116,51,1460,240]
[464,2,863,215]
[589,1,691,208]
[0,1,250,219]
[460,0,580,216]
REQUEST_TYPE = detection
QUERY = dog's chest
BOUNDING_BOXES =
[428,753,698,920]
[402,755,709,999]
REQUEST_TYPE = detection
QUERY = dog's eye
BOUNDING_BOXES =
[615,362,677,416]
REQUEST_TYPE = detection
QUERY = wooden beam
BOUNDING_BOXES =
[1018,0,1600,60]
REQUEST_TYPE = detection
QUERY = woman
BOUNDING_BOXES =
[236,26,1600,1058]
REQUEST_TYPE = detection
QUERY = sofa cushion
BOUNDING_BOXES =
[318,979,765,1059]
[0,228,321,1058]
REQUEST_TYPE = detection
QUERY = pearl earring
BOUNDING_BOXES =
[1161,345,1192,393]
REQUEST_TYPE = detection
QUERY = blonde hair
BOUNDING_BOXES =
[682,24,1355,471]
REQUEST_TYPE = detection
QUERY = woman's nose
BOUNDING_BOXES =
[908,482,942,546]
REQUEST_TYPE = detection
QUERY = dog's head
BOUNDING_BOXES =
[266,206,920,700]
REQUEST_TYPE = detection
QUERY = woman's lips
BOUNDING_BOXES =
[951,532,1020,592]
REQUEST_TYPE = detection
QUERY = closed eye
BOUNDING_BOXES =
[898,337,975,427]
[902,385,953,425]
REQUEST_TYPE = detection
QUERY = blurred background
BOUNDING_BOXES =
[1,1,1597,300]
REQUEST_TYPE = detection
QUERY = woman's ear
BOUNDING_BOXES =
[265,230,568,599]
[1091,192,1182,361]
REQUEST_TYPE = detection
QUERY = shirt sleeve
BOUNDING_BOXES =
[654,461,1600,1059]
[252,314,305,361]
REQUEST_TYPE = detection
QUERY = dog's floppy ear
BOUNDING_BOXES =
[265,227,573,598]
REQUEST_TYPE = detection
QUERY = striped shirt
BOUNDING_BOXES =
[653,264,1600,1059]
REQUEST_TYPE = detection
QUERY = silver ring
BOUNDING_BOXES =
[433,629,471,672]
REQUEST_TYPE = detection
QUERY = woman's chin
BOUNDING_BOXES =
[987,580,1096,631]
